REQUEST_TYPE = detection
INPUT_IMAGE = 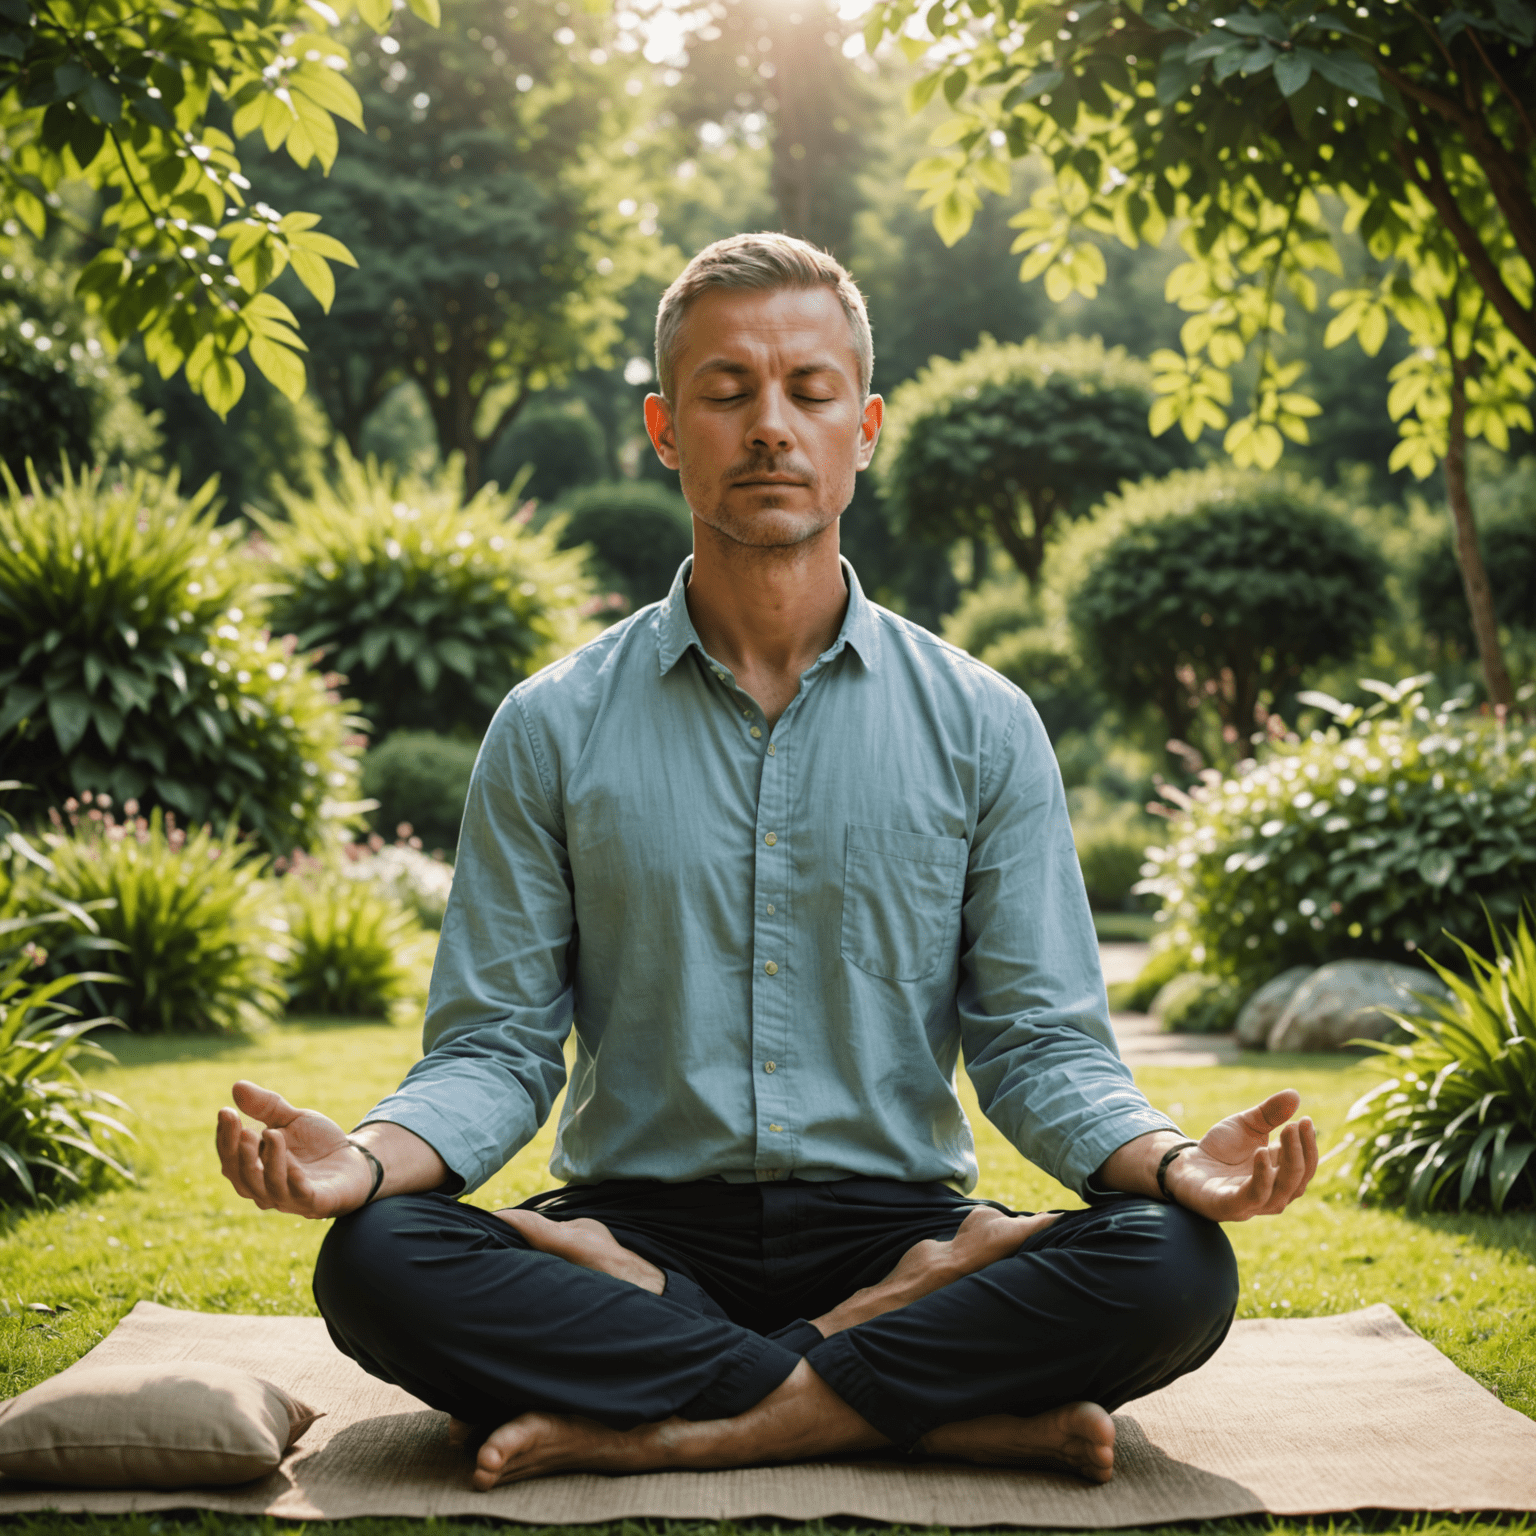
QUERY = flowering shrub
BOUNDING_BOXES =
[1136,676,1536,992]
[341,836,454,931]
[37,800,289,1034]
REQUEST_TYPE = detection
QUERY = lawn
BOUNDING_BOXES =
[2,1018,1533,1536]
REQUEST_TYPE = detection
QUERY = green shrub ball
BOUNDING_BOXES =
[361,732,478,856]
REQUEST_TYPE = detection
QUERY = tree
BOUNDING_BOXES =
[876,334,1193,587]
[862,0,1535,705]
[251,0,666,489]
[1059,468,1387,753]
[1,0,435,416]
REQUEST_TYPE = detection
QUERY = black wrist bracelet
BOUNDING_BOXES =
[346,1138,386,1204]
[1156,1140,1199,1204]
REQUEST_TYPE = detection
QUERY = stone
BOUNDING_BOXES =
[1266,959,1450,1053]
[1234,966,1315,1050]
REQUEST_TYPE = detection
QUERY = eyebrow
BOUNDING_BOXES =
[689,358,844,381]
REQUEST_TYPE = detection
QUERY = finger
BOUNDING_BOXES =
[1224,1089,1301,1144]
[216,1107,246,1184]
[232,1079,301,1131]
[220,1121,266,1204]
[237,1127,273,1209]
[261,1128,294,1209]
[1242,1145,1278,1214]
[1263,1123,1307,1212]
[1298,1116,1319,1193]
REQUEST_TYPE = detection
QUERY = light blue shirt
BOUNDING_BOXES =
[363,558,1176,1199]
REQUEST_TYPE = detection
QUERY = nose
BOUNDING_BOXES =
[746,383,796,454]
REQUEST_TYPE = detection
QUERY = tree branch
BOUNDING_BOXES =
[1391,115,1536,359]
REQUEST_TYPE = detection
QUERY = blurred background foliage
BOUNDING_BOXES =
[3,0,1533,965]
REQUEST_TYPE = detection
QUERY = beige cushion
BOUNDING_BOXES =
[0,1363,320,1488]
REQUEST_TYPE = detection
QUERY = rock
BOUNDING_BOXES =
[1234,966,1315,1050]
[1266,960,1449,1052]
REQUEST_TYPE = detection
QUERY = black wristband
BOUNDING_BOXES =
[1156,1140,1199,1204]
[346,1138,386,1204]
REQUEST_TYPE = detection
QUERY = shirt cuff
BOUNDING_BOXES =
[1061,1108,1184,1201]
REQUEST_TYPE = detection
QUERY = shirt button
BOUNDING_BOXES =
[750,725,762,739]
[767,745,776,756]
[764,961,778,976]
[769,1123,783,1133]
[742,709,751,719]
[766,903,775,914]
[764,1061,776,1072]
[764,832,776,846]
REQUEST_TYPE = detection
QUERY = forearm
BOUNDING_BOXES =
[1094,1128,1194,1202]
[350,1121,452,1201]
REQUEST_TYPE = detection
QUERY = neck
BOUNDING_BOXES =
[684,520,849,683]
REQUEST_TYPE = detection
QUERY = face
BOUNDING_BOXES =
[644,285,883,553]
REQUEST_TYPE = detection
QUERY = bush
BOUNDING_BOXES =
[279,859,429,1020]
[1071,793,1158,911]
[1151,972,1242,1035]
[260,451,600,741]
[553,480,695,611]
[37,803,289,1034]
[1137,675,1536,995]
[485,400,608,505]
[878,335,1194,587]
[1341,910,1535,1215]
[361,731,477,856]
[1060,467,1388,751]
[342,837,454,930]
[0,465,361,854]
[1415,498,1536,655]
[0,801,134,1208]
[1108,941,1191,1012]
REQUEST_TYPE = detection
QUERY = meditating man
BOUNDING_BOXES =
[216,232,1317,1490]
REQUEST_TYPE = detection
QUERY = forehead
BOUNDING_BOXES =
[676,285,860,382]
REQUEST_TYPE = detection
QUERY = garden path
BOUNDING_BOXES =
[1100,941,1241,1068]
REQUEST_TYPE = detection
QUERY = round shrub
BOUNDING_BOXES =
[1150,972,1241,1035]
[37,802,289,1034]
[1415,508,1536,654]
[260,451,600,741]
[361,731,477,856]
[485,399,608,505]
[1073,797,1158,911]
[279,859,429,1020]
[1137,676,1536,993]
[1060,467,1387,748]
[554,480,694,611]
[0,465,361,853]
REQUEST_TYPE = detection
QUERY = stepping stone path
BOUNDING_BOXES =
[1100,942,1240,1069]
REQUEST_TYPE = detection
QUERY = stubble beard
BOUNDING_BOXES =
[683,453,847,555]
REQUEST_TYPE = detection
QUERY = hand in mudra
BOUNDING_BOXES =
[1166,1088,1318,1222]
[216,1079,371,1218]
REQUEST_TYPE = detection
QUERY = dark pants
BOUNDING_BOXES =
[313,1177,1239,1451]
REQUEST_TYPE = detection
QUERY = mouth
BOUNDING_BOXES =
[733,476,808,487]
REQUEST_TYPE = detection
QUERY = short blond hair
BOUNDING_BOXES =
[654,233,874,401]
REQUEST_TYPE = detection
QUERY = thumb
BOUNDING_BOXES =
[231,1079,300,1129]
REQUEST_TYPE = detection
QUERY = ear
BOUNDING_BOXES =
[644,394,680,471]
[855,395,884,471]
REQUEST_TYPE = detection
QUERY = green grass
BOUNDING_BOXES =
[2,1022,1533,1536]
[1091,911,1158,943]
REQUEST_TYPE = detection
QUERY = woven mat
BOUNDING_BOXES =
[2,1300,1533,1524]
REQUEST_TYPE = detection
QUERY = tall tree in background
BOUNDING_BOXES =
[254,0,667,489]
[865,0,1534,707]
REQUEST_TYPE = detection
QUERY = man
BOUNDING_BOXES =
[217,233,1316,1491]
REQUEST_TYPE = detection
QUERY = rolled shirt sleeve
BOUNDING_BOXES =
[359,696,573,1193]
[958,693,1179,1200]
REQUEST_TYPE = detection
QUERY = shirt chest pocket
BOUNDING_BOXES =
[840,824,968,983]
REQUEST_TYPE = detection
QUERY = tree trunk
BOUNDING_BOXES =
[988,493,1053,588]
[1445,356,1515,707]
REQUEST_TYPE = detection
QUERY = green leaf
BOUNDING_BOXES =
[1273,52,1312,97]
[406,0,441,23]
[287,247,336,313]
[0,684,44,737]
[47,690,92,754]
[357,0,392,28]
[1155,43,1204,105]
[249,336,308,402]
[1489,1127,1534,1215]
[1417,848,1455,888]
[1311,47,1384,102]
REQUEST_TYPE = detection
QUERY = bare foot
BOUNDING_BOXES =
[494,1208,665,1295]
[472,1411,677,1488]
[813,1204,1060,1337]
[919,1401,1116,1484]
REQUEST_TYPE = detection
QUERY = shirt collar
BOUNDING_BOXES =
[656,555,880,676]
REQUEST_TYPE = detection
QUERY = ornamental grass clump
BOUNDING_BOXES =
[279,854,431,1020]
[259,451,600,741]
[1339,911,1536,1215]
[39,801,289,1035]
[1137,675,1536,994]
[0,463,362,855]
